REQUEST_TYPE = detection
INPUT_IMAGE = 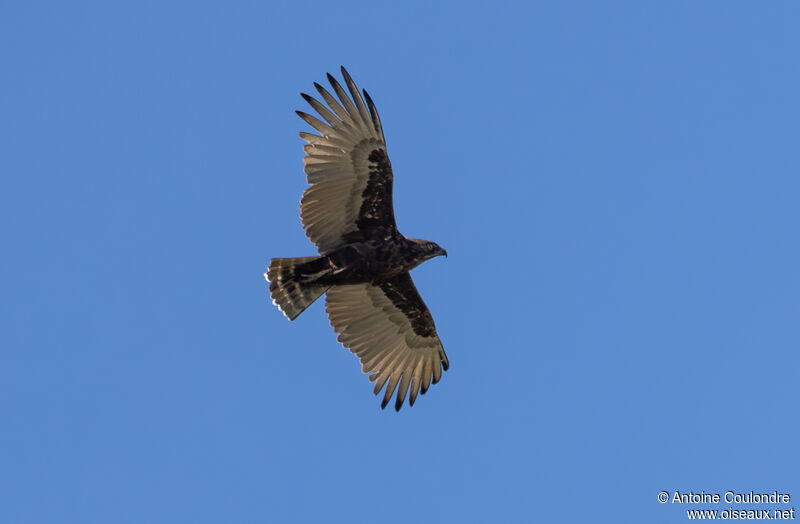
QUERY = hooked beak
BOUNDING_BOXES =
[439,248,448,259]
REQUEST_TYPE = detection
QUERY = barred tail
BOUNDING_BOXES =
[265,257,329,320]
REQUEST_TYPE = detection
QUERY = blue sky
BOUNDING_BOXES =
[2,1,798,522]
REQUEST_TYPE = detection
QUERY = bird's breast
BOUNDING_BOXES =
[325,239,412,285]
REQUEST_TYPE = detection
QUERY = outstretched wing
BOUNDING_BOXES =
[297,67,396,255]
[325,273,449,411]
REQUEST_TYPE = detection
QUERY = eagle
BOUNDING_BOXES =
[265,67,449,411]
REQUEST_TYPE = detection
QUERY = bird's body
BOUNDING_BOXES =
[266,67,449,411]
[288,236,435,286]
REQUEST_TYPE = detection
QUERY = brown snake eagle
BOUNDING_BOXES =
[265,67,449,411]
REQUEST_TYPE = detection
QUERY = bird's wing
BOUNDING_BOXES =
[297,67,396,255]
[325,273,449,411]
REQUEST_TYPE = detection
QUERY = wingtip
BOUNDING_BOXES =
[380,397,389,410]
[340,67,355,86]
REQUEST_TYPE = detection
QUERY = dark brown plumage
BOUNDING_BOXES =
[265,67,449,411]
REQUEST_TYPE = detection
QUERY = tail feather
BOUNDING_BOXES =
[265,257,329,320]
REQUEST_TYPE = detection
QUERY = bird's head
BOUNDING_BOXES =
[407,238,447,260]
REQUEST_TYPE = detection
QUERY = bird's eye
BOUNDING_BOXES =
[427,243,434,250]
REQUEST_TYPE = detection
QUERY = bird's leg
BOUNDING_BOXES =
[331,268,348,276]
[328,257,348,276]
[297,256,335,284]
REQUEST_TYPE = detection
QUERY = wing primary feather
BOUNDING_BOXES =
[409,380,418,406]
[366,340,406,385]
[381,371,402,410]
[440,346,450,371]
[408,359,424,406]
[314,82,350,121]
[394,361,415,411]
[420,357,432,394]
[362,89,384,138]
[381,394,391,410]
[370,340,406,394]
[300,93,341,129]
[370,343,407,393]
[432,356,443,384]
[326,72,365,132]
[296,110,335,136]
[340,66,372,131]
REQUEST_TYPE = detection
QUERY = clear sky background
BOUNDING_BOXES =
[2,2,798,523]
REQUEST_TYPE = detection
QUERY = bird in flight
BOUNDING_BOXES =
[265,67,449,411]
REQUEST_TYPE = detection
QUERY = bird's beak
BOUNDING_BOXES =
[440,248,448,259]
